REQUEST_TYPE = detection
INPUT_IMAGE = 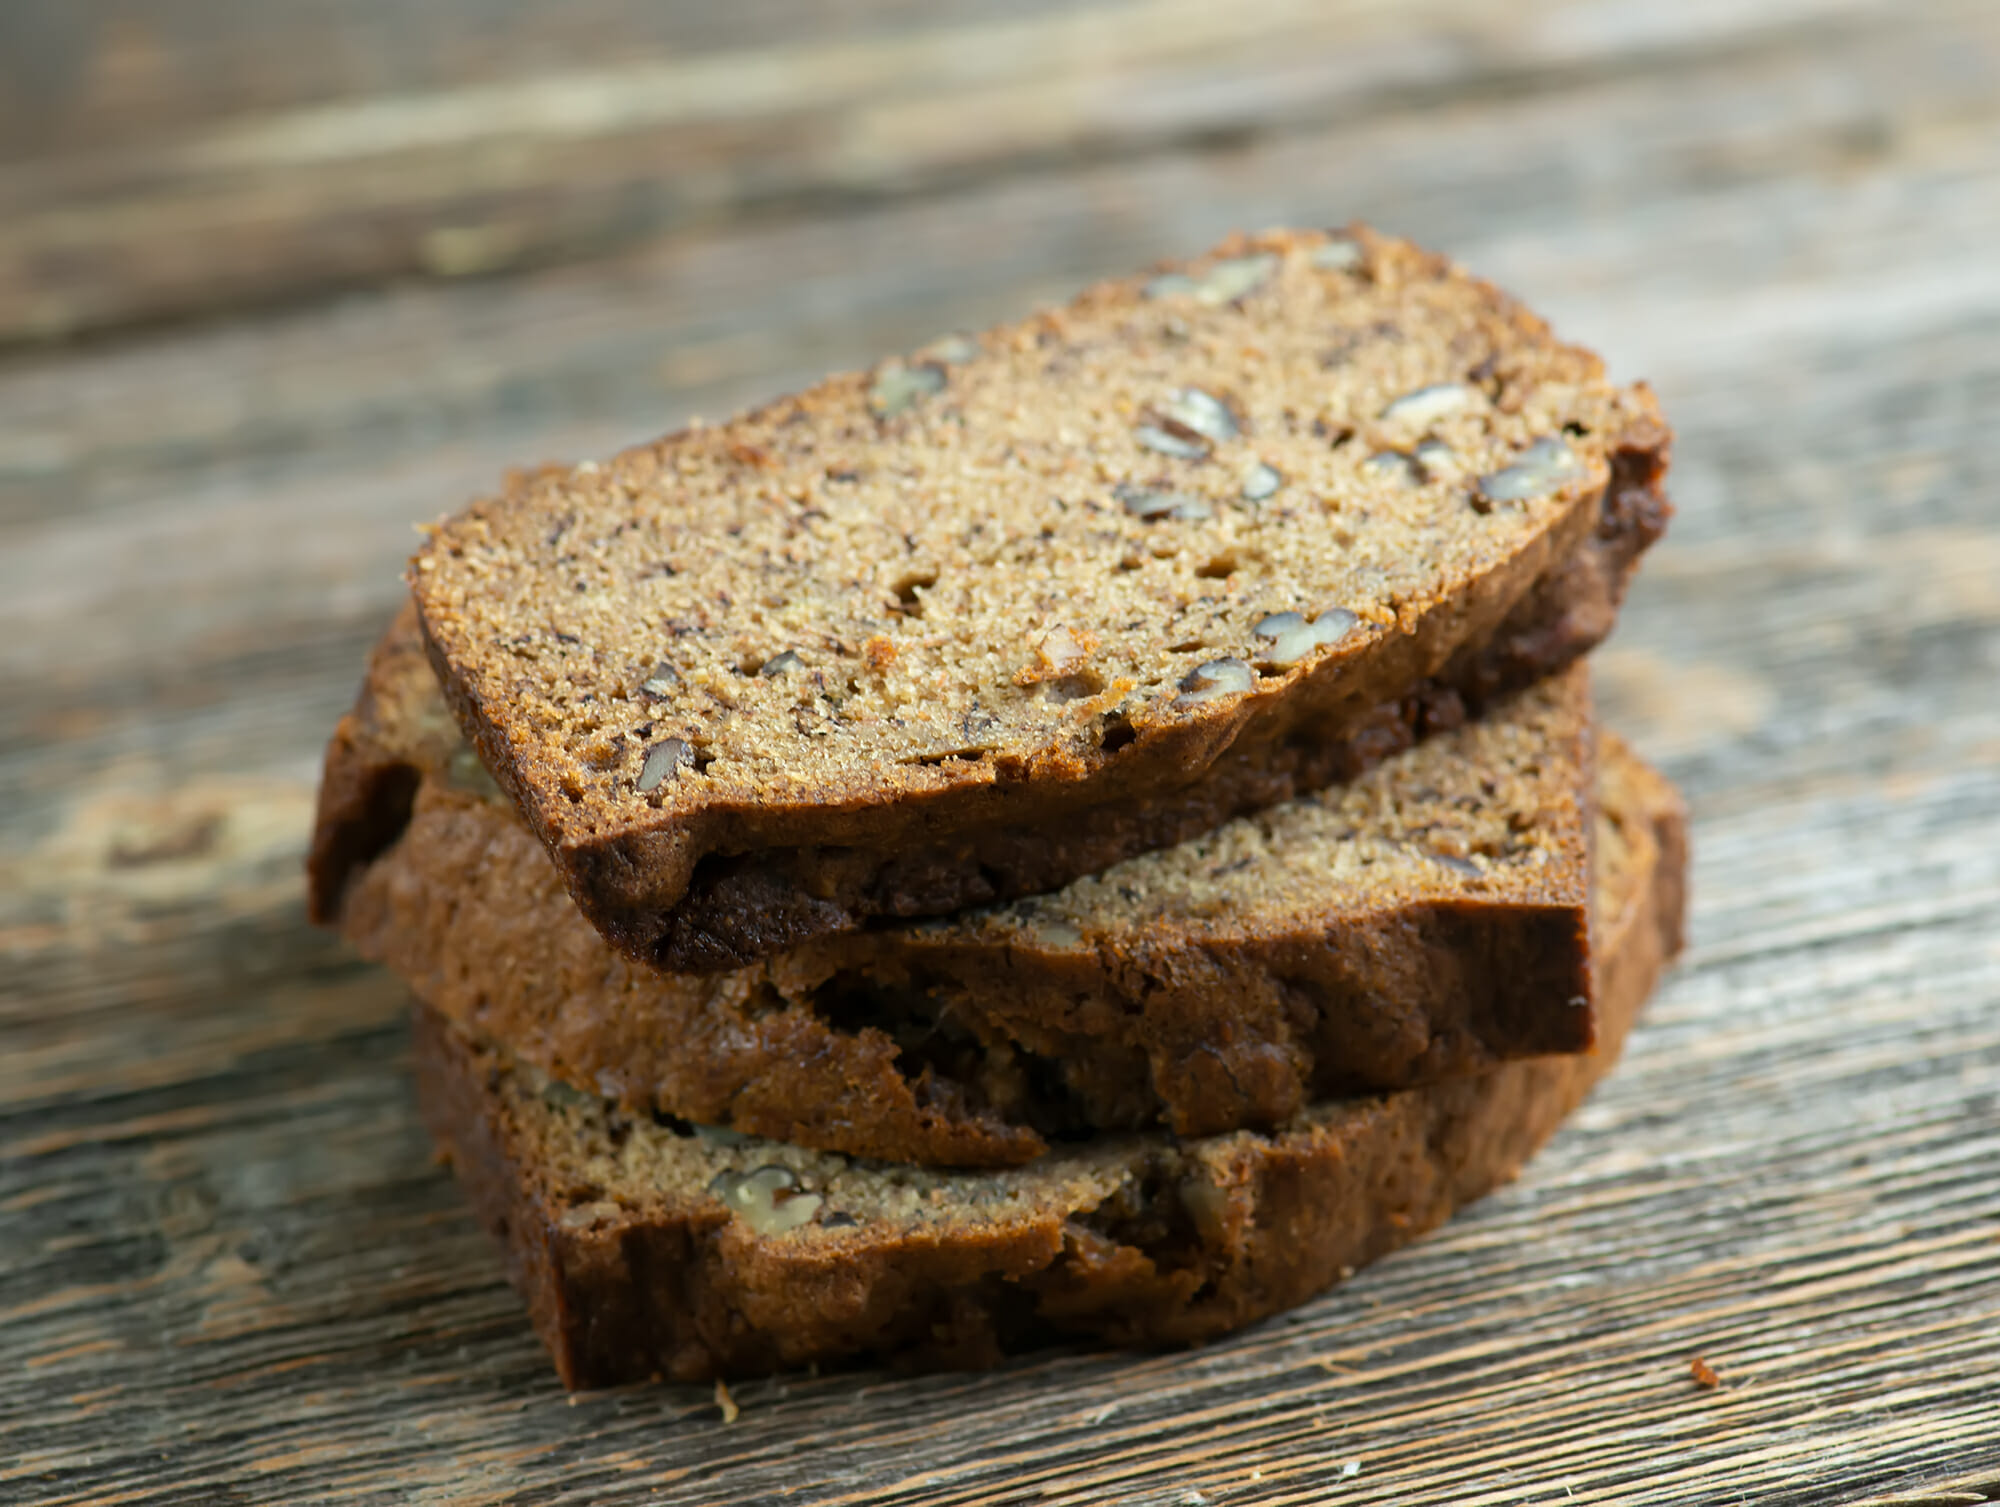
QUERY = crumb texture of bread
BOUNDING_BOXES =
[410,738,1686,1386]
[407,225,1670,967]
[323,605,1602,1166]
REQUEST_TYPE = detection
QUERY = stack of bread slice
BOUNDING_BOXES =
[309,227,1683,1386]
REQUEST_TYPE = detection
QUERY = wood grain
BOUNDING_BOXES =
[0,0,1968,342]
[4,0,2000,1501]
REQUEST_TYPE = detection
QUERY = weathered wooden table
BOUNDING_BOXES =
[4,2,1998,1501]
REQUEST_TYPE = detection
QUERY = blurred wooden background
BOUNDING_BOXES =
[6,0,1986,343]
[3,2,1999,1504]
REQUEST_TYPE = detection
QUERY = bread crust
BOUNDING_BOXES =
[412,739,1685,1385]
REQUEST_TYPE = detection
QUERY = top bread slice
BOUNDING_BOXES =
[410,224,1670,970]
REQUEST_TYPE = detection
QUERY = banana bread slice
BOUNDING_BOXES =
[413,736,1685,1386]
[409,225,1671,970]
[318,606,1595,1167]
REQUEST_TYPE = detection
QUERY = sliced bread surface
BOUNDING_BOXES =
[413,736,1685,1386]
[408,225,1670,968]
[322,606,1597,1167]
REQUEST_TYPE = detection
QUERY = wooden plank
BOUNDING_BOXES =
[4,802,1997,1503]
[3,0,1993,678]
[4,3,2000,1500]
[0,0,1090,158]
[0,0,1944,342]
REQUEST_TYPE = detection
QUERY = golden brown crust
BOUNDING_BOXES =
[405,226,1671,970]
[411,738,1685,1385]
[305,615,466,925]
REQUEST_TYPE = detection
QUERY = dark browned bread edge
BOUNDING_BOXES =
[411,741,1684,1385]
